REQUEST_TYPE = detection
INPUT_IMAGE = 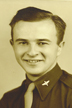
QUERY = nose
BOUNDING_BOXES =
[27,43,38,57]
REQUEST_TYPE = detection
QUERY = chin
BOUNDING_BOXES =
[25,69,44,76]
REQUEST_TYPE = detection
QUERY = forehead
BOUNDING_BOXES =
[13,19,56,30]
[13,19,57,41]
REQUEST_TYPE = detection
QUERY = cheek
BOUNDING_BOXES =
[13,48,22,61]
[43,46,58,59]
[13,46,27,57]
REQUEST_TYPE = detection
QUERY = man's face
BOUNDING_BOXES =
[12,19,62,76]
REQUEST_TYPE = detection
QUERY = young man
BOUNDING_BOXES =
[0,7,72,108]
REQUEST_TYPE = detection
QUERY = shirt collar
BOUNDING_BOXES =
[34,64,62,100]
[22,74,32,91]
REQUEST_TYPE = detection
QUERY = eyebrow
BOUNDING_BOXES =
[15,39,28,42]
[15,38,51,42]
[37,39,51,42]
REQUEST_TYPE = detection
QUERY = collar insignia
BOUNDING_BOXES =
[42,80,50,86]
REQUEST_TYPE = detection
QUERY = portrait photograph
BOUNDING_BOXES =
[0,0,72,108]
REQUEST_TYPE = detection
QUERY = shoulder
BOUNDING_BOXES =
[60,70,72,88]
[0,80,26,107]
[1,80,26,99]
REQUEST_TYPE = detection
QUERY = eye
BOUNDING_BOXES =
[38,42,48,46]
[19,41,28,45]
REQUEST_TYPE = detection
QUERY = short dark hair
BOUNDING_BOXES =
[9,6,66,45]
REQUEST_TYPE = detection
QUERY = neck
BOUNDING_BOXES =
[26,62,57,81]
[27,73,41,81]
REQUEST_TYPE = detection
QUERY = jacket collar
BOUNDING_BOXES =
[34,64,62,100]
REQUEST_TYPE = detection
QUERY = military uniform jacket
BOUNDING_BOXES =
[0,64,72,108]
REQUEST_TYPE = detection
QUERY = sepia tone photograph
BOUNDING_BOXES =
[0,0,72,108]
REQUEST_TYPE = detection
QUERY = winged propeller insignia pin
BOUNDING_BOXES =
[42,80,50,86]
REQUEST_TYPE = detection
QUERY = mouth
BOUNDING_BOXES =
[24,60,43,63]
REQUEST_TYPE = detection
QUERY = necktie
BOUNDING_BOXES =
[24,83,35,108]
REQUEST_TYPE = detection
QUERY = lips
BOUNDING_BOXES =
[24,59,43,63]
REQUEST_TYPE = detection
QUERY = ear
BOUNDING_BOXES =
[57,41,65,56]
[10,39,13,46]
